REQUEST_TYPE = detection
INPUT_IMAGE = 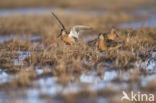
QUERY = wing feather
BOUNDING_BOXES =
[69,25,92,39]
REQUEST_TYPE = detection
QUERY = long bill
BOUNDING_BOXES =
[57,29,63,38]
[51,11,66,30]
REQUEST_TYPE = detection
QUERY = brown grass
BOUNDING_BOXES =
[0,11,155,87]
[0,26,155,88]
[0,2,155,102]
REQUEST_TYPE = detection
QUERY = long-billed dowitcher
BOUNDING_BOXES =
[106,28,118,41]
[51,11,91,45]
[87,29,119,51]
[87,33,108,51]
[98,33,108,51]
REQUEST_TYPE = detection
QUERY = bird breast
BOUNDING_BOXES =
[69,30,79,42]
[98,39,107,51]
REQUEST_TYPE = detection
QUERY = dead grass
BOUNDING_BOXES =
[0,4,155,102]
[0,27,154,88]
[0,12,155,88]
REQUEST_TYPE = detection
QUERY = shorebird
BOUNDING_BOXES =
[98,33,108,51]
[87,30,119,51]
[87,33,108,51]
[51,11,91,45]
[106,28,118,41]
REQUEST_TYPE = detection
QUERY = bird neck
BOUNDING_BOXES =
[108,32,115,40]
[98,38,107,51]
[61,32,74,45]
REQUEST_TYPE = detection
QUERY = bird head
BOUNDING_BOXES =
[57,29,67,38]
[111,28,119,37]
[98,33,105,40]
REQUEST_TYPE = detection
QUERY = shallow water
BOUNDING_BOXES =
[0,7,104,17]
[0,8,49,16]
[0,72,13,84]
[0,8,155,28]
[120,10,156,28]
[0,55,156,102]
[1,68,155,103]
[136,51,156,73]
[0,35,155,103]
[120,16,156,28]
[14,51,32,66]
[0,8,156,103]
[0,35,40,43]
[0,35,155,89]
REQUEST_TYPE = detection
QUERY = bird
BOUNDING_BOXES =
[87,30,120,51]
[106,28,117,41]
[98,33,108,51]
[87,33,108,51]
[51,11,91,45]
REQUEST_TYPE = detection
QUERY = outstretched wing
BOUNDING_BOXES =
[69,25,92,39]
[51,11,66,30]
[71,25,91,33]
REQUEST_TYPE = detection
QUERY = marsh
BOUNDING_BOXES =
[0,0,156,103]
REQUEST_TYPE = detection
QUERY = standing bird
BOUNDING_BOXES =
[106,28,117,41]
[98,33,120,51]
[98,33,108,51]
[87,33,108,51]
[87,29,119,51]
[51,11,91,45]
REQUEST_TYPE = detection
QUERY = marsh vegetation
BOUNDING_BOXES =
[0,0,156,103]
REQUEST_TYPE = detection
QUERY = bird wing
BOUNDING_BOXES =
[69,25,92,39]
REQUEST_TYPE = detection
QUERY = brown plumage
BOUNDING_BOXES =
[98,33,108,51]
[87,29,119,51]
[87,33,108,51]
[51,11,91,45]
[60,30,74,45]
[106,28,117,40]
[98,33,121,51]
